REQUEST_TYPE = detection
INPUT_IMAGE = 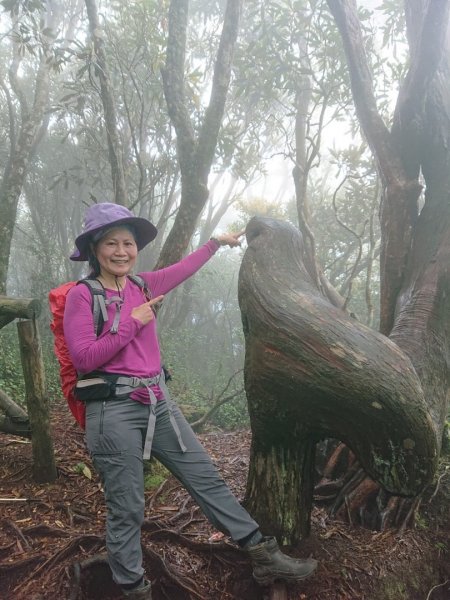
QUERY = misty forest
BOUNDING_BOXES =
[0,0,449,599]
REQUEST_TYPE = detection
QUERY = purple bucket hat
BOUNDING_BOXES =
[70,202,157,261]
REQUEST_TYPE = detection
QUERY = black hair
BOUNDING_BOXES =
[87,247,101,277]
[86,223,138,277]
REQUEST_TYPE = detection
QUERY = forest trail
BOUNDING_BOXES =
[0,403,448,599]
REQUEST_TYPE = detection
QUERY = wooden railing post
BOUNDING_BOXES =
[17,318,57,483]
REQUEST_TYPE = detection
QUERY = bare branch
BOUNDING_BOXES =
[325,0,403,186]
[196,0,242,180]
[405,0,449,99]
[331,175,366,310]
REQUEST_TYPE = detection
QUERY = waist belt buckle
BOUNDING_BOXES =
[128,376,142,388]
[146,374,160,387]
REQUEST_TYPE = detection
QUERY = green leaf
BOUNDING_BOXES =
[74,462,92,479]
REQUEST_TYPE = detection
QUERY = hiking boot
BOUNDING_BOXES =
[122,578,152,599]
[246,536,318,585]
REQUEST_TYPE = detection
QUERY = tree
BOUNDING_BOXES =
[157,0,242,267]
[239,216,437,543]
[326,0,450,521]
[239,0,450,542]
[84,0,128,205]
[0,0,67,294]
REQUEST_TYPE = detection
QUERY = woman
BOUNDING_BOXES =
[64,202,317,599]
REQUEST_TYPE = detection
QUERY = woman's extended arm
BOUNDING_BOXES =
[147,232,244,296]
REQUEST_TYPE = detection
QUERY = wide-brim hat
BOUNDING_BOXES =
[70,202,157,261]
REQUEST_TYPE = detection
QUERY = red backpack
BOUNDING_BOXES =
[49,276,150,428]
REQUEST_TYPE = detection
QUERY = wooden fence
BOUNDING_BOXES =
[0,296,57,483]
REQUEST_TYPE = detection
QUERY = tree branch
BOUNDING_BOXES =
[157,0,242,268]
[196,0,242,181]
[0,74,16,155]
[394,0,450,147]
[8,11,29,121]
[0,389,30,438]
[325,0,403,185]
[405,0,449,97]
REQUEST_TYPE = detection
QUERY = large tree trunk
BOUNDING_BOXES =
[298,0,450,529]
[157,0,242,268]
[238,217,440,544]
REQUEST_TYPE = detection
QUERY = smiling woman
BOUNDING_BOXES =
[62,202,317,599]
[91,227,139,286]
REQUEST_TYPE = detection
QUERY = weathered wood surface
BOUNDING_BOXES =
[0,296,42,329]
[0,389,30,437]
[17,320,57,483]
[238,217,438,540]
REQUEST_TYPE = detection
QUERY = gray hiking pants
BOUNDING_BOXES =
[85,395,259,586]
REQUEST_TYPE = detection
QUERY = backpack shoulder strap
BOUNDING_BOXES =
[128,274,152,301]
[77,278,108,336]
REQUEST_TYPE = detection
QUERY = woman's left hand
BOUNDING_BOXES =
[214,230,245,248]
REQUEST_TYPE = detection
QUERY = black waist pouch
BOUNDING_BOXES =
[74,372,130,402]
[74,376,113,402]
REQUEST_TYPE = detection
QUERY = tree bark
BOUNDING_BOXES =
[325,0,450,336]
[308,0,450,521]
[239,217,439,543]
[0,2,61,293]
[0,296,41,329]
[84,0,128,206]
[0,389,30,438]
[246,435,316,544]
[324,0,450,439]
[17,320,57,483]
[157,0,242,268]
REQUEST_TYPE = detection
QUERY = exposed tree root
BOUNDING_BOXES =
[0,554,44,575]
[267,582,288,600]
[143,544,206,599]
[315,441,425,532]
[11,534,104,599]
[69,553,116,600]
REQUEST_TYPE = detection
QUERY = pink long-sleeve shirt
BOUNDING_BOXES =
[63,240,219,402]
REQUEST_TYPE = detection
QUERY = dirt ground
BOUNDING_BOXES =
[0,404,449,600]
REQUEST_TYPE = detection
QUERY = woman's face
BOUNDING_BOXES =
[95,227,138,279]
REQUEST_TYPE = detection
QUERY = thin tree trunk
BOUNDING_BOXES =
[84,0,128,205]
[0,3,58,293]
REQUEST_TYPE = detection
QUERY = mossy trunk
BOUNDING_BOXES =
[245,437,316,544]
